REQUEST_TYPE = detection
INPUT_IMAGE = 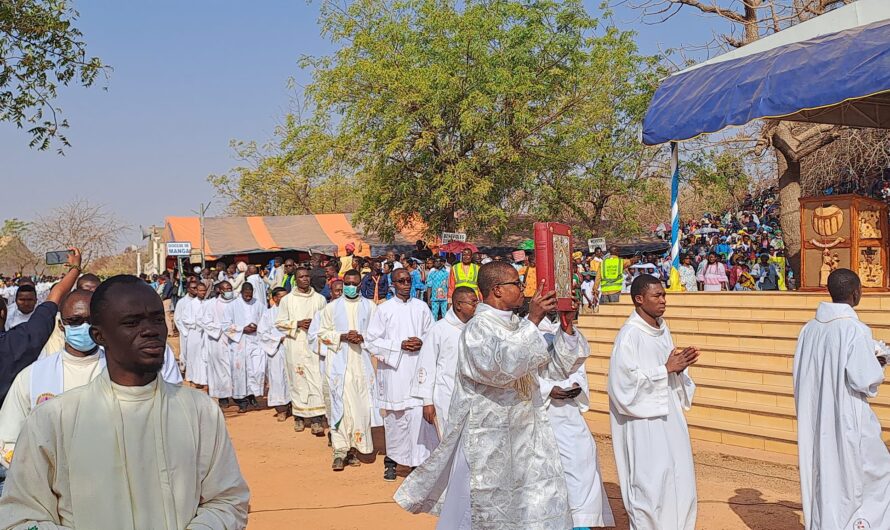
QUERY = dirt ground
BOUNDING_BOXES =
[169,340,803,529]
[223,403,803,530]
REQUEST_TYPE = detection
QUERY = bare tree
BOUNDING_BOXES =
[31,198,128,268]
[621,0,855,274]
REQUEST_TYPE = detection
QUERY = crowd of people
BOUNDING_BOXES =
[0,237,886,529]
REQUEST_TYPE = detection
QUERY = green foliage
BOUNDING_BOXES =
[0,217,29,238]
[680,149,751,219]
[0,0,106,151]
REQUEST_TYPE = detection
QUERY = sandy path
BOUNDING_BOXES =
[224,406,803,529]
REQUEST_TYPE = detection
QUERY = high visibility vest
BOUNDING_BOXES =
[600,257,624,294]
[453,263,479,289]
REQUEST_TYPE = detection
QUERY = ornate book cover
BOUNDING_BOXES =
[533,222,574,311]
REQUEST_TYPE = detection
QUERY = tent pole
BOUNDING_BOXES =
[667,141,684,291]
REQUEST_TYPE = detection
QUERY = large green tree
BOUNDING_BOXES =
[0,0,106,150]
[213,0,661,242]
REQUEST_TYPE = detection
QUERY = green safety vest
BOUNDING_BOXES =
[453,263,479,289]
[600,257,624,294]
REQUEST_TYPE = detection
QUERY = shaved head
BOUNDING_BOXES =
[61,289,93,317]
[76,273,101,292]
[827,268,861,305]
[478,261,516,298]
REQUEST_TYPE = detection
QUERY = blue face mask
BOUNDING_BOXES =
[64,323,97,353]
[343,285,359,299]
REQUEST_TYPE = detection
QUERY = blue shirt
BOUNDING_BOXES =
[426,268,449,301]
[410,269,426,298]
[359,273,390,301]
[0,302,58,405]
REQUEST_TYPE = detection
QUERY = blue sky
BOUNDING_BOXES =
[1,0,723,248]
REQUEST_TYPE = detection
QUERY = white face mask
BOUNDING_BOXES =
[220,291,235,301]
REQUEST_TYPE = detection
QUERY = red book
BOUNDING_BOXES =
[533,222,574,311]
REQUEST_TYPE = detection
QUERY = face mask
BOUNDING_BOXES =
[343,285,359,299]
[221,291,235,301]
[64,323,97,353]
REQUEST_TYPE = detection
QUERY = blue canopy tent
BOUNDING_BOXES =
[640,0,890,286]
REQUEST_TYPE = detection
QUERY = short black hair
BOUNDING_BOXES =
[76,273,101,289]
[90,275,150,326]
[630,274,662,301]
[15,284,36,297]
[452,286,476,300]
[478,261,515,297]
[827,268,860,302]
[343,269,361,281]
[241,282,254,292]
[270,287,287,298]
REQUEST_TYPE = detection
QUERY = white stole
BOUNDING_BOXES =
[29,351,106,408]
[328,297,381,427]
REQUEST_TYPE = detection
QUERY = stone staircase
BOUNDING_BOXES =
[578,292,890,456]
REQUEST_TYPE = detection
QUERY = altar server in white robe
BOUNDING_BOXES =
[246,264,267,305]
[173,280,199,374]
[608,274,699,530]
[539,316,614,529]
[395,262,589,529]
[0,275,249,529]
[5,284,36,330]
[276,266,327,434]
[316,270,382,471]
[261,287,290,421]
[412,286,477,438]
[793,268,890,530]
[367,268,435,482]
[310,279,344,431]
[185,283,209,387]
[225,282,266,413]
[203,281,237,408]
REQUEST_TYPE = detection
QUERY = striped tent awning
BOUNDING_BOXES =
[163,214,423,259]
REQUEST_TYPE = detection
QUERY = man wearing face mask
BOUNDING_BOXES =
[316,270,382,471]
[203,281,237,409]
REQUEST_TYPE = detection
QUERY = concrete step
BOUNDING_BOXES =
[590,304,890,326]
[579,292,890,311]
[582,325,802,354]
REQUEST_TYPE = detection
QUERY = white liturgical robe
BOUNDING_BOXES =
[173,295,199,372]
[202,297,235,399]
[259,305,289,407]
[186,299,208,385]
[225,297,266,399]
[0,371,249,529]
[4,305,33,331]
[366,296,435,467]
[411,308,465,435]
[793,302,890,530]
[316,295,382,456]
[608,309,696,530]
[394,304,590,530]
[275,288,327,418]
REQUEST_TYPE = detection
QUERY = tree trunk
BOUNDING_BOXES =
[776,147,802,281]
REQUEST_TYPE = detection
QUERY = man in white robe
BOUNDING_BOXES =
[276,266,327,434]
[225,282,266,413]
[608,274,699,530]
[230,261,247,293]
[0,275,249,528]
[185,283,209,387]
[260,287,290,421]
[793,268,890,530]
[394,262,589,529]
[4,284,36,331]
[316,270,382,471]
[246,264,268,305]
[173,280,199,374]
[203,281,237,408]
[540,334,614,529]
[412,286,477,438]
[367,268,435,482]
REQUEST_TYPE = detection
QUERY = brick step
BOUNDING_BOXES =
[578,293,890,310]
[582,326,801,352]
[586,368,890,408]
[586,338,793,360]
[589,304,890,322]
[581,313,890,336]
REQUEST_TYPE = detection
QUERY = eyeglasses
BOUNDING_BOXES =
[495,280,525,289]
[456,299,479,307]
[393,278,411,284]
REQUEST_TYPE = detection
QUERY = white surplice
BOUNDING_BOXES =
[793,302,890,530]
[366,296,436,467]
[4,305,33,331]
[201,297,235,399]
[173,295,198,371]
[411,308,465,436]
[316,296,382,456]
[608,309,696,530]
[247,274,267,305]
[541,362,615,528]
[275,288,327,418]
[0,371,249,529]
[225,298,266,399]
[185,299,209,385]
[259,305,289,407]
